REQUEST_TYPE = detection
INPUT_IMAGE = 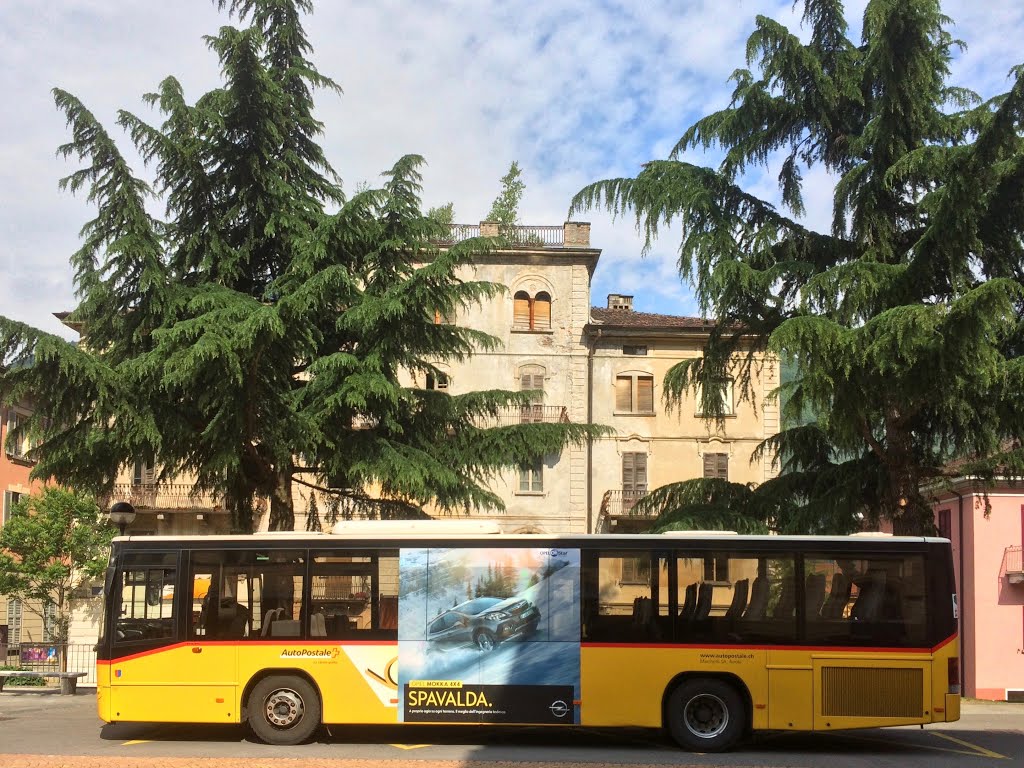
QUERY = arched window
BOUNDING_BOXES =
[512,291,551,330]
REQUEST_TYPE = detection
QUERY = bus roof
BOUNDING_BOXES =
[110,531,949,545]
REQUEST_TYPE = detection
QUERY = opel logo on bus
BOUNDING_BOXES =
[548,699,570,718]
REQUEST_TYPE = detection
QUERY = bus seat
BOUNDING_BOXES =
[631,596,655,639]
[219,602,250,638]
[271,619,300,637]
[679,582,697,620]
[819,572,847,618]
[851,570,886,621]
[743,576,769,619]
[771,579,795,619]
[725,579,749,620]
[310,612,327,637]
[379,596,399,630]
[693,583,713,621]
[261,608,283,637]
[805,573,827,617]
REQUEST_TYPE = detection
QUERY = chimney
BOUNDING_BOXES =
[607,294,633,311]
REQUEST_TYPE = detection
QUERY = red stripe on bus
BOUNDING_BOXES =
[98,639,398,664]
[582,634,957,655]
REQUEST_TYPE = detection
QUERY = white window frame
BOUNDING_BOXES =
[6,599,22,645]
[43,601,59,643]
[614,373,655,414]
[696,379,734,416]
[2,490,22,528]
[517,458,544,494]
[4,409,34,461]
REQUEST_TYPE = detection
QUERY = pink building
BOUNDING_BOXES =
[929,480,1024,701]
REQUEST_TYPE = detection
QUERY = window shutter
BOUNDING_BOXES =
[513,293,531,328]
[134,461,155,485]
[634,452,647,491]
[703,452,729,479]
[703,453,716,478]
[637,376,654,412]
[721,380,734,415]
[622,452,647,492]
[533,293,551,329]
[615,376,632,411]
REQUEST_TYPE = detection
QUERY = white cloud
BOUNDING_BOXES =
[1,0,1021,337]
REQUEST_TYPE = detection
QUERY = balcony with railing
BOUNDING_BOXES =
[595,489,653,533]
[103,483,223,512]
[1006,545,1023,584]
[433,221,591,249]
[477,405,569,428]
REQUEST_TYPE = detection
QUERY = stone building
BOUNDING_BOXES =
[395,221,780,535]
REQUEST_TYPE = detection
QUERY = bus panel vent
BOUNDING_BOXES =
[821,667,923,718]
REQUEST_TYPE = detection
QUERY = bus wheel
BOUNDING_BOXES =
[666,678,744,752]
[248,675,321,745]
[475,630,496,651]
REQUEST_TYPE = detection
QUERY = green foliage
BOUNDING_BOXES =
[573,0,1024,534]
[0,0,604,533]
[0,667,46,687]
[487,161,526,238]
[0,488,114,666]
[426,202,455,228]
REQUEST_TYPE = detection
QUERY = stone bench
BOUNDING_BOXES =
[0,670,88,695]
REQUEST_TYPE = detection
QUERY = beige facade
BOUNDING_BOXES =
[410,222,780,535]
[587,302,780,533]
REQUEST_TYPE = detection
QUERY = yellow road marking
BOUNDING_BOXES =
[390,743,430,750]
[833,731,984,757]
[121,740,151,746]
[931,732,1008,759]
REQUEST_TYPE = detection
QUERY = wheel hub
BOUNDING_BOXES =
[264,689,304,728]
[683,693,728,739]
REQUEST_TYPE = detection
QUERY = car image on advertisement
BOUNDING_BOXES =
[427,596,541,651]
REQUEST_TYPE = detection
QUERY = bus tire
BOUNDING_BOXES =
[666,678,745,752]
[247,675,321,746]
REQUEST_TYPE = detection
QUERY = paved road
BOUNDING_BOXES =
[0,690,1020,768]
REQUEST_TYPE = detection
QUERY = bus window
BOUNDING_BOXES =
[589,551,670,641]
[311,551,399,640]
[804,554,927,646]
[190,550,305,640]
[114,552,177,645]
[676,552,796,644]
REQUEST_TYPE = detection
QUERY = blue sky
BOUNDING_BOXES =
[1,0,1022,338]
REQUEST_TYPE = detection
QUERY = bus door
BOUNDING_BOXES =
[107,551,205,722]
[169,552,247,721]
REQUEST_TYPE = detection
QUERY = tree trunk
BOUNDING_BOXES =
[268,470,294,531]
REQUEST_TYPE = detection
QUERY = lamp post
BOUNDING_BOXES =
[108,501,137,536]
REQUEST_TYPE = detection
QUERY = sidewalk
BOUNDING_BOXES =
[960,698,1023,715]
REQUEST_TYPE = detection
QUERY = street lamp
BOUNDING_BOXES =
[108,501,137,536]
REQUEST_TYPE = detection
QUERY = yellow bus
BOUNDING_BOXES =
[96,523,960,751]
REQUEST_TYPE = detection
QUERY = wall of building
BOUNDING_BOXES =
[1,404,48,651]
[409,246,597,534]
[589,333,779,530]
[932,489,1024,700]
